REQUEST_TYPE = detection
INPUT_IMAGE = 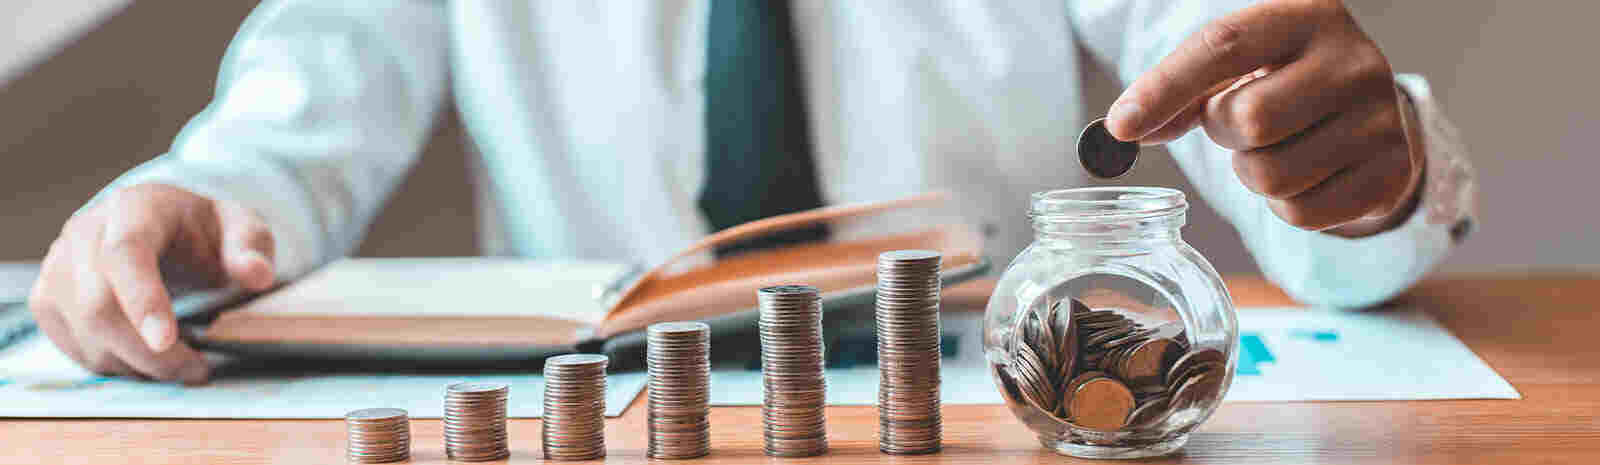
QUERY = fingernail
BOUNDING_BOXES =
[1107,101,1145,140]
[233,250,276,290]
[239,249,270,268]
[139,314,173,352]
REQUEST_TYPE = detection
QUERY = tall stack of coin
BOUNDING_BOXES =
[757,285,829,457]
[874,250,943,455]
[542,354,609,461]
[646,322,712,459]
[442,382,510,462]
[344,408,410,463]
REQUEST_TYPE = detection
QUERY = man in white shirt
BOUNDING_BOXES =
[28,0,1475,384]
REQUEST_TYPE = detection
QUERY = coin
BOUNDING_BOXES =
[1069,377,1135,431]
[1057,370,1107,420]
[1078,117,1140,179]
[1171,370,1224,412]
[647,321,711,459]
[442,382,509,462]
[1166,348,1225,389]
[875,250,944,455]
[542,354,608,461]
[1046,301,1078,381]
[1121,338,1181,388]
[1006,297,1229,434]
[1124,394,1173,429]
[345,408,410,463]
[759,285,829,457]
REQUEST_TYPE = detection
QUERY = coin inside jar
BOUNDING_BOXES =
[1003,297,1232,437]
[1077,117,1140,179]
[1068,377,1134,431]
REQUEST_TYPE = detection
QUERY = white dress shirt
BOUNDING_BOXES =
[96,0,1475,308]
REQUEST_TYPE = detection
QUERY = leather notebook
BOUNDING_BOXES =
[185,192,990,366]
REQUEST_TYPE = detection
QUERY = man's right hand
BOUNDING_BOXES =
[28,184,276,384]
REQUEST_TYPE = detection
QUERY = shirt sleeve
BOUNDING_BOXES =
[1069,0,1477,308]
[87,0,450,279]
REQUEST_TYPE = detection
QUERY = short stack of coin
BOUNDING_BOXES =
[542,354,609,461]
[757,285,829,457]
[1004,298,1226,432]
[442,382,510,462]
[646,322,712,459]
[344,408,410,463]
[874,250,944,455]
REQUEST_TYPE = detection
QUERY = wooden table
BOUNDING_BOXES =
[3,274,1598,464]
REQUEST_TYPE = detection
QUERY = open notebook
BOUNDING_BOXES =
[186,192,989,365]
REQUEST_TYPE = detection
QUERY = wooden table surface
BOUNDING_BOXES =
[3,273,1598,464]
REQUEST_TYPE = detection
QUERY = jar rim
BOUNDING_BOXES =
[1029,187,1187,223]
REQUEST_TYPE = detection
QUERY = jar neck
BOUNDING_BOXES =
[1028,187,1188,248]
[1032,213,1186,245]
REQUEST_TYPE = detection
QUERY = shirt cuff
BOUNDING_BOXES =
[1395,74,1478,243]
[1252,74,1475,308]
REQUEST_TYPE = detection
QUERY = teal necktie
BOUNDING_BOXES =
[698,0,829,257]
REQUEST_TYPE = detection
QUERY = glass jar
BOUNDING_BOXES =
[983,187,1238,459]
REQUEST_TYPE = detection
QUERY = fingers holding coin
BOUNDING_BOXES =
[1104,0,1423,234]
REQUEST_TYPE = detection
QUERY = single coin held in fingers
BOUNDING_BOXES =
[1078,117,1141,179]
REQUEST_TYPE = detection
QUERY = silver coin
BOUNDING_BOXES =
[874,250,944,455]
[1078,117,1140,179]
[541,354,608,461]
[345,407,410,463]
[758,284,829,458]
[441,381,509,463]
[647,321,712,459]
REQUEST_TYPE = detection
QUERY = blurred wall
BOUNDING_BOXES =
[0,1,478,261]
[2,1,1594,272]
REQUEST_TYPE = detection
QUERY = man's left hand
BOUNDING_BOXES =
[1105,0,1421,236]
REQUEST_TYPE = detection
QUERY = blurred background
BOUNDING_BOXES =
[1,1,1592,273]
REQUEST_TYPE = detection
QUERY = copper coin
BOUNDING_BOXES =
[1123,338,1182,388]
[1069,377,1135,431]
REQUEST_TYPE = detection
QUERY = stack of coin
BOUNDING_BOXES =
[1003,298,1226,432]
[344,408,410,463]
[757,285,829,457]
[646,322,712,459]
[442,382,510,462]
[874,250,943,455]
[542,354,609,461]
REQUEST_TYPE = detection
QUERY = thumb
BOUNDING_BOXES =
[215,200,276,291]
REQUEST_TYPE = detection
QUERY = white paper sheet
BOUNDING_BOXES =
[710,306,1519,406]
[0,305,1518,418]
[0,336,646,418]
[1220,307,1519,401]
